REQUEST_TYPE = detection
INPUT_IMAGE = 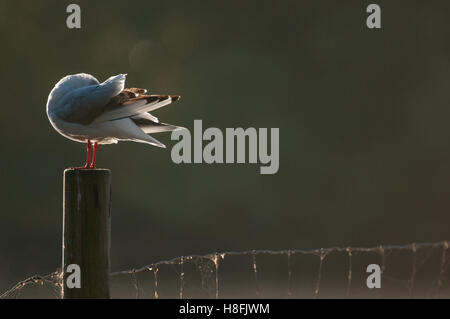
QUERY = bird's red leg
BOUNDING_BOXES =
[84,140,92,168]
[90,142,98,168]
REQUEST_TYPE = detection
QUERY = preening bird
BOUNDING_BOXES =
[46,73,182,168]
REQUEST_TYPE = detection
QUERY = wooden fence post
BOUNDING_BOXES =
[62,169,112,298]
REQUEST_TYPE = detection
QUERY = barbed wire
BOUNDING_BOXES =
[1,241,448,299]
[0,271,62,299]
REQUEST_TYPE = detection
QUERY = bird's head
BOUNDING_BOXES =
[46,73,99,113]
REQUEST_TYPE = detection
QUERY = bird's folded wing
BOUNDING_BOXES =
[53,73,180,126]
[91,90,181,124]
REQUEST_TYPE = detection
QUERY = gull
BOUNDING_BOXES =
[46,73,182,169]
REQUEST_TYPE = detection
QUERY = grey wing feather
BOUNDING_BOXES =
[93,93,180,123]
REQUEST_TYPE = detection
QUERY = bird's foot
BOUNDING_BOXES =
[69,140,97,169]
[70,163,95,170]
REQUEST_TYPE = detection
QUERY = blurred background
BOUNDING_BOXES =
[0,0,450,296]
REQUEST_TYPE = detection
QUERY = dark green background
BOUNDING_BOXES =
[1,0,450,293]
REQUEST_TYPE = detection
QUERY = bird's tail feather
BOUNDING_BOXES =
[131,114,185,134]
[130,136,166,148]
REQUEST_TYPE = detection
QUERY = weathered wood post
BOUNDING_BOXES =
[62,169,112,298]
